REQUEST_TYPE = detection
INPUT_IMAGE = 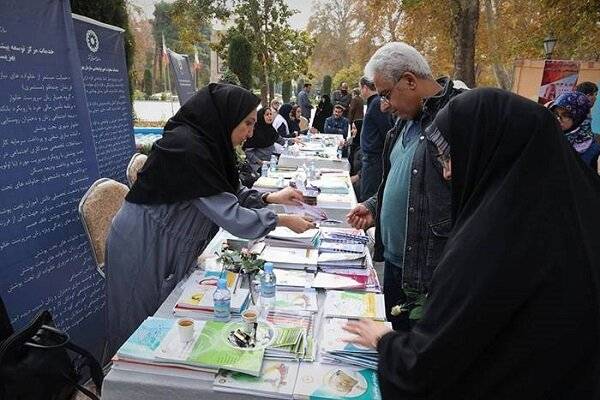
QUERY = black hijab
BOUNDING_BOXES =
[377,88,600,399]
[127,83,260,204]
[312,95,333,132]
[243,108,278,149]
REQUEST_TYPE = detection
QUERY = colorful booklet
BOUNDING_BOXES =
[273,289,318,313]
[312,272,368,290]
[261,246,319,271]
[154,320,265,376]
[115,317,174,363]
[323,291,386,320]
[293,363,382,400]
[213,360,300,399]
[174,284,249,313]
[273,269,314,290]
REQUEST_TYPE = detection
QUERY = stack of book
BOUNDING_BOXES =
[266,311,317,362]
[323,290,386,321]
[319,318,391,370]
[272,289,318,314]
[293,363,382,400]
[310,177,350,194]
[264,227,320,248]
[213,360,300,399]
[154,319,266,376]
[260,245,319,272]
[253,176,288,191]
[173,283,250,319]
[113,317,218,378]
[273,268,315,291]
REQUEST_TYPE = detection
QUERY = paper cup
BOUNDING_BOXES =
[177,318,194,343]
[241,309,258,334]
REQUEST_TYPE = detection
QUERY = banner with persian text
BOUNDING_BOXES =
[0,0,105,357]
[73,14,135,184]
[167,49,196,105]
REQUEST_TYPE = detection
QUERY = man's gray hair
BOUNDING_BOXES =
[364,42,432,83]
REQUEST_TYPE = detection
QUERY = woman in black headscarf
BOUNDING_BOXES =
[243,107,279,170]
[311,94,333,133]
[344,88,600,399]
[105,84,315,356]
[273,103,293,138]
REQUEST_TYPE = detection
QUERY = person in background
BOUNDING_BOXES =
[332,82,352,117]
[345,88,600,400]
[243,107,279,170]
[348,119,363,195]
[297,83,313,122]
[576,81,598,107]
[312,94,333,133]
[324,104,350,138]
[273,103,292,138]
[348,87,364,122]
[359,76,393,201]
[105,84,315,356]
[549,91,600,171]
[346,42,465,330]
[270,98,281,113]
[290,105,309,134]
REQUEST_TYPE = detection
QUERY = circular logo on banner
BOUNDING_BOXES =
[86,30,99,53]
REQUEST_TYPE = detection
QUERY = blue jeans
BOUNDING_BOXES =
[360,153,382,202]
[383,261,410,331]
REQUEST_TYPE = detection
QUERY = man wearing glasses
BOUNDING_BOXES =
[347,42,466,330]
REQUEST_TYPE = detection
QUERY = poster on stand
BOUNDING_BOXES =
[167,49,196,106]
[537,60,580,104]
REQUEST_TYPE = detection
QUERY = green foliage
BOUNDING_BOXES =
[228,33,253,89]
[219,68,242,86]
[322,75,332,96]
[143,69,153,97]
[281,80,292,103]
[70,0,135,102]
[213,0,315,105]
[333,63,363,90]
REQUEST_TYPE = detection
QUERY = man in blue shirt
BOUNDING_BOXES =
[297,83,313,121]
[347,42,465,330]
[324,104,349,138]
[359,76,393,201]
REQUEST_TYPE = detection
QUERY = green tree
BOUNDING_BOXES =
[282,80,292,103]
[333,63,363,91]
[70,0,135,100]
[322,75,332,96]
[214,0,315,106]
[219,68,241,86]
[143,69,153,97]
[228,33,253,88]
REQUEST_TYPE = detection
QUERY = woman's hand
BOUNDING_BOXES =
[278,214,316,233]
[267,187,304,205]
[342,319,393,349]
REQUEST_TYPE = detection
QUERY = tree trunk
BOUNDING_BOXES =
[451,0,480,88]
[268,79,275,104]
[483,0,512,89]
[259,56,269,107]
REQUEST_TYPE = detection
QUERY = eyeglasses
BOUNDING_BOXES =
[378,79,402,102]
[554,111,573,122]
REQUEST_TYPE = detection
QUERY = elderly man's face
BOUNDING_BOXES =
[374,72,421,120]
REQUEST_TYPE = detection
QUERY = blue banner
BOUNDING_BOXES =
[0,0,105,357]
[167,49,196,105]
[72,15,135,183]
[592,80,600,135]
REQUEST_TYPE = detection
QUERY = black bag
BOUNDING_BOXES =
[238,159,260,188]
[0,310,104,400]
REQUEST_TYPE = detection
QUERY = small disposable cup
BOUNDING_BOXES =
[241,309,258,334]
[177,318,195,343]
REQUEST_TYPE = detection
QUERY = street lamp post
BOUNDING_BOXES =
[543,33,558,60]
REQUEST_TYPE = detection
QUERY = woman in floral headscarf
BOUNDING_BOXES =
[550,91,600,171]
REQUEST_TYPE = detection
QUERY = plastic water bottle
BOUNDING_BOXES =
[295,167,306,191]
[260,262,277,317]
[306,130,312,142]
[309,161,316,180]
[213,278,231,321]
[269,155,277,173]
[284,140,289,154]
[337,147,342,159]
[261,161,269,177]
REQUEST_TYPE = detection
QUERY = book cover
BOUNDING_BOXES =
[175,284,249,312]
[312,272,368,290]
[273,269,313,289]
[214,360,300,399]
[155,319,267,376]
[323,291,386,320]
[320,318,391,354]
[261,246,319,268]
[273,290,318,313]
[293,363,381,400]
[116,317,174,362]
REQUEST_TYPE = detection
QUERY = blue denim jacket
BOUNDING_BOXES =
[324,116,349,138]
[364,78,465,292]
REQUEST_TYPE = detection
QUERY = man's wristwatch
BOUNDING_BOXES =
[261,192,270,204]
